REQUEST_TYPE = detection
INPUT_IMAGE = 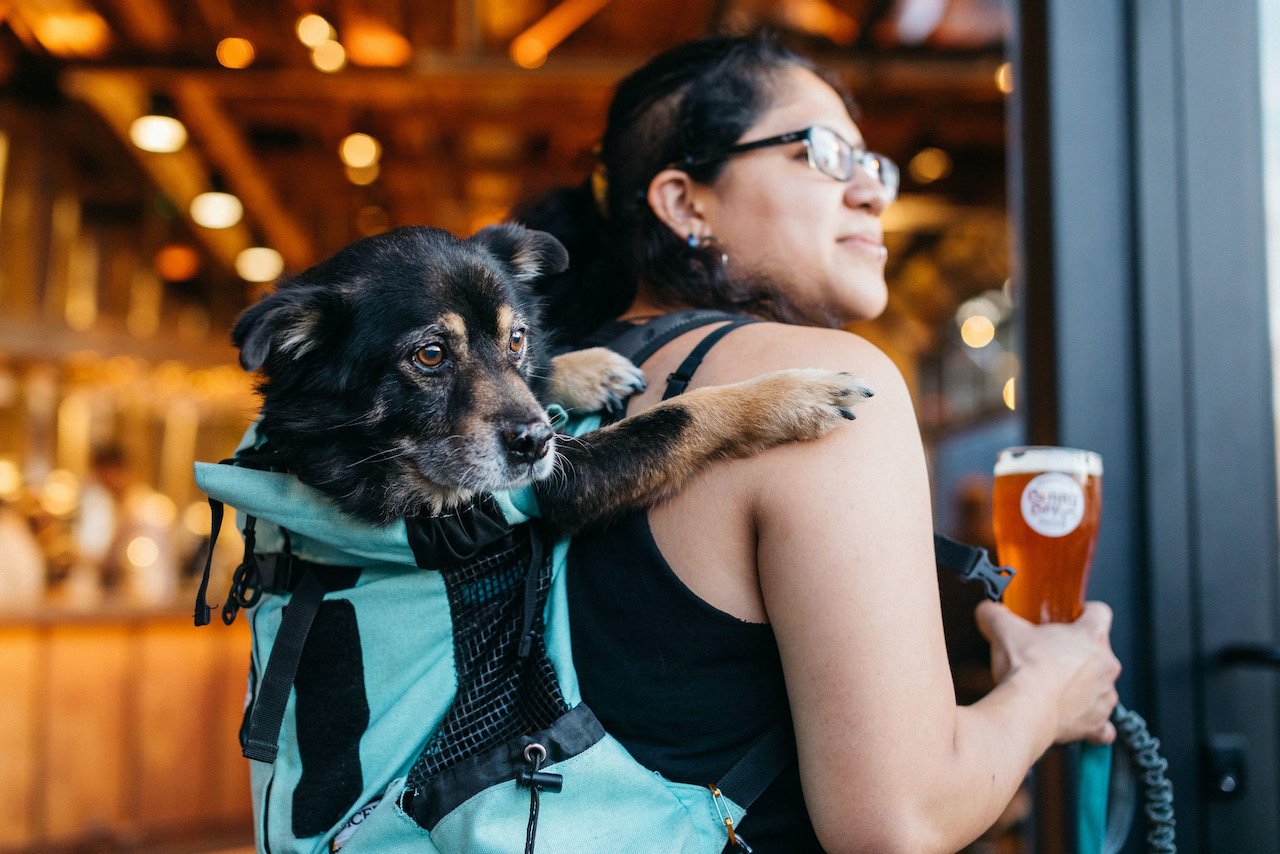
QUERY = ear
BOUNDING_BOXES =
[470,222,569,283]
[231,283,336,372]
[646,168,710,242]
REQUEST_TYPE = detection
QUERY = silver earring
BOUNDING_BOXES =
[687,232,729,266]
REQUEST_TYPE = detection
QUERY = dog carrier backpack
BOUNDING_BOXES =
[194,310,1015,854]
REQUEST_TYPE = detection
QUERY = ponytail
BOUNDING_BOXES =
[512,180,633,345]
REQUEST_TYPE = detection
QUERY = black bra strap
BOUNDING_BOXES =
[662,318,760,400]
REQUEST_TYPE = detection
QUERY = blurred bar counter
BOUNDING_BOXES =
[0,607,253,853]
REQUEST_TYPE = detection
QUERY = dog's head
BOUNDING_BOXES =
[232,223,569,521]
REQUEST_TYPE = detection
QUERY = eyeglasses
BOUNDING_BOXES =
[681,125,900,202]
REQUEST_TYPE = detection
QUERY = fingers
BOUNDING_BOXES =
[974,599,1031,643]
[1086,721,1117,746]
[1076,600,1114,636]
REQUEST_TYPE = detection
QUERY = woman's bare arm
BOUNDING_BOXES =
[718,325,1119,853]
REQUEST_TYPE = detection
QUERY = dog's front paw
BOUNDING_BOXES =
[736,369,875,443]
[546,347,647,414]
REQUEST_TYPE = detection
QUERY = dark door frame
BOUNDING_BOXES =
[1010,1,1280,850]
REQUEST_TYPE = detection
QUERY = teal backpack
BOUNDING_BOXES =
[194,311,1166,854]
[192,310,829,854]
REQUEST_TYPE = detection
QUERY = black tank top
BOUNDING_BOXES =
[567,320,824,851]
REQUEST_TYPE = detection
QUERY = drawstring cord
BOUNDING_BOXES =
[517,742,562,854]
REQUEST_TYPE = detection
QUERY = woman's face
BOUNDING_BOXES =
[692,66,890,324]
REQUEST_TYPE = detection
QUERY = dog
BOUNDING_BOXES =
[232,223,873,533]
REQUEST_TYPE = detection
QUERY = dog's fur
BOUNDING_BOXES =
[233,224,873,533]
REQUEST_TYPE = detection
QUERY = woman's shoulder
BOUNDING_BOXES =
[703,321,925,496]
[703,321,908,399]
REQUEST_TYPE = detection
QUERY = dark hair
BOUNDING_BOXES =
[516,33,853,344]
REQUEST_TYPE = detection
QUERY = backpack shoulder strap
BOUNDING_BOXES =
[603,309,749,367]
[715,717,793,812]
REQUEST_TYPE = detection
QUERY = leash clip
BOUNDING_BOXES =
[709,785,752,852]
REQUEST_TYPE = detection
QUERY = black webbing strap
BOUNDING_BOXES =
[715,718,793,811]
[932,533,1014,603]
[662,318,760,400]
[194,497,224,626]
[603,310,750,369]
[242,564,326,763]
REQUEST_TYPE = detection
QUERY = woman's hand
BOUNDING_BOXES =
[975,600,1122,745]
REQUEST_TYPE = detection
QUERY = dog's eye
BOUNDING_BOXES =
[414,344,446,368]
[509,328,526,354]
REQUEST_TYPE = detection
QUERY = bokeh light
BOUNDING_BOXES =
[217,37,256,69]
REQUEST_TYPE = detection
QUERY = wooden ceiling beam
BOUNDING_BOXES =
[173,78,318,268]
[61,70,253,272]
[72,49,1006,104]
[108,0,183,53]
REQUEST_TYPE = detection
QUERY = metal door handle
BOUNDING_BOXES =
[1215,643,1280,670]
[1204,643,1280,800]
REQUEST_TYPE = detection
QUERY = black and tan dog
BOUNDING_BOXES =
[232,224,872,532]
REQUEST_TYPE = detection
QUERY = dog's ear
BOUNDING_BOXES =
[232,283,339,372]
[469,222,569,283]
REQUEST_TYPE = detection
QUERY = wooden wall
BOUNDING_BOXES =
[0,609,253,851]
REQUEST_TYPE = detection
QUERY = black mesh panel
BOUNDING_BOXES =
[405,526,567,792]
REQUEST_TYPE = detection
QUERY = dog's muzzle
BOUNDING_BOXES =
[501,420,554,466]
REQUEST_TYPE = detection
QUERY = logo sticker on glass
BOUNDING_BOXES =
[1020,472,1085,537]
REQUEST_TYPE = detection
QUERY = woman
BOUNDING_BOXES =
[520,34,1120,853]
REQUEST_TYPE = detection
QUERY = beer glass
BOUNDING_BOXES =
[992,446,1103,624]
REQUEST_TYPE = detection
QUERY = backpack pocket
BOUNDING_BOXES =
[410,704,746,854]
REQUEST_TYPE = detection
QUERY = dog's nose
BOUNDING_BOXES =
[501,420,553,465]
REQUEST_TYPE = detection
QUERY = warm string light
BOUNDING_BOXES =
[296,14,334,48]
[129,115,187,153]
[217,37,256,68]
[154,244,201,281]
[190,191,243,229]
[345,20,412,67]
[908,147,952,184]
[236,247,284,283]
[340,133,381,168]
[960,315,996,348]
[312,39,347,72]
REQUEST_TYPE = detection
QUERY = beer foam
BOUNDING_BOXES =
[994,446,1103,477]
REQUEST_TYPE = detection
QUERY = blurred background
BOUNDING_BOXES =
[1,1,1277,852]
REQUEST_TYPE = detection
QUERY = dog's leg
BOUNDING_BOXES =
[535,369,873,533]
[544,348,647,415]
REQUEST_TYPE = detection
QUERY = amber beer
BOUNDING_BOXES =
[992,446,1103,624]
